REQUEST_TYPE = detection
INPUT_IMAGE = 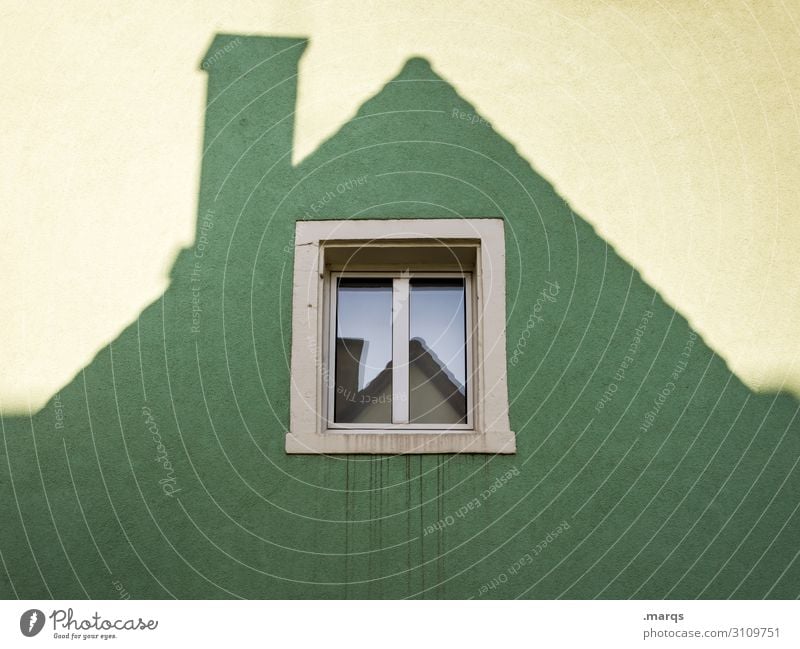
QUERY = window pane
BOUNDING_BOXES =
[334,278,393,423]
[409,278,467,424]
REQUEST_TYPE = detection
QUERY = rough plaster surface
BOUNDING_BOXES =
[2,1,800,413]
[0,36,797,599]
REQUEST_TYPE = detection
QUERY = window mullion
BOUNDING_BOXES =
[392,276,410,424]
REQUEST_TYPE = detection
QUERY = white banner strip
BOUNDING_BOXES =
[1,600,798,648]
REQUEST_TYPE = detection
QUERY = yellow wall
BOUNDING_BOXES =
[1,0,799,412]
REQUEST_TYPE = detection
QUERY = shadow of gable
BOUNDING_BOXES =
[1,34,798,600]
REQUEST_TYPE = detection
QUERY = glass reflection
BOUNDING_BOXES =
[409,278,467,424]
[334,278,393,423]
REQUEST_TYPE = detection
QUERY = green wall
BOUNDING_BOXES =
[1,35,798,599]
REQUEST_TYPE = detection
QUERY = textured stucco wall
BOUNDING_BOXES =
[0,35,797,599]
[2,1,799,414]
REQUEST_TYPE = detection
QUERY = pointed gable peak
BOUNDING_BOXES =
[395,56,439,80]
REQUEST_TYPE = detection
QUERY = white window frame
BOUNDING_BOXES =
[287,218,515,454]
[328,271,473,430]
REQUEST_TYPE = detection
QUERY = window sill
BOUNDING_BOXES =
[285,429,516,455]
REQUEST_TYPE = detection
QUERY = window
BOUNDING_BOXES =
[330,273,470,428]
[287,219,515,454]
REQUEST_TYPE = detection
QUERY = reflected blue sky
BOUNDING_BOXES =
[336,279,392,388]
[410,279,466,389]
[336,278,466,391]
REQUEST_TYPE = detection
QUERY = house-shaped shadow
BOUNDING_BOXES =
[0,35,798,600]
